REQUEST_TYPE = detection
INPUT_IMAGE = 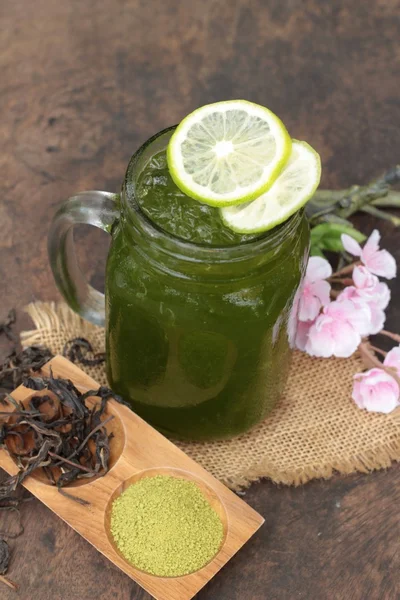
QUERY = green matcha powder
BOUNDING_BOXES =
[110,475,224,577]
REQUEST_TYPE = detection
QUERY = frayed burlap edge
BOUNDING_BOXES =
[21,302,102,347]
[20,301,400,490]
[222,442,400,489]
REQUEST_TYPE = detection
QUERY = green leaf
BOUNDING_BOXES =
[311,222,366,242]
[318,236,346,252]
[310,224,328,243]
[310,222,366,255]
[310,245,326,258]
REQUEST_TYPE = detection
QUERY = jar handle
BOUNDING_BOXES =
[48,191,119,327]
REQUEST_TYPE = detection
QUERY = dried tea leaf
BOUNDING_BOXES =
[63,338,105,366]
[1,373,118,507]
[0,539,10,575]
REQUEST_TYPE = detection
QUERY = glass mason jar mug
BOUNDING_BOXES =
[48,127,310,441]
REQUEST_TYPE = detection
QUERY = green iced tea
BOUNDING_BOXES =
[105,128,309,440]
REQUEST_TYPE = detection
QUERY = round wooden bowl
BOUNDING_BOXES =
[104,466,229,577]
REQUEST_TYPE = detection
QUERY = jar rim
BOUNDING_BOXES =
[122,126,304,263]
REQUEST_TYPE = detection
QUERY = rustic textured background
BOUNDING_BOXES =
[1,1,400,598]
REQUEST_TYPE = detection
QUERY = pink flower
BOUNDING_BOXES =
[298,257,332,322]
[295,319,314,351]
[352,368,400,414]
[305,299,371,358]
[353,266,391,310]
[338,266,390,335]
[341,230,396,279]
[339,287,384,335]
[383,346,400,376]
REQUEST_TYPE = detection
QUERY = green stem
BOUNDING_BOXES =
[360,204,400,226]
[307,165,400,224]
[371,191,400,208]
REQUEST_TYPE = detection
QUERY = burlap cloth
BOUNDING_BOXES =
[20,302,400,490]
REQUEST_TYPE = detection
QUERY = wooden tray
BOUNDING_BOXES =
[0,356,264,600]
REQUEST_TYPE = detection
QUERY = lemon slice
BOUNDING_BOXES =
[167,100,291,207]
[220,140,321,233]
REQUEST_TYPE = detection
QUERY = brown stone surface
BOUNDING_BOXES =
[1,1,400,598]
